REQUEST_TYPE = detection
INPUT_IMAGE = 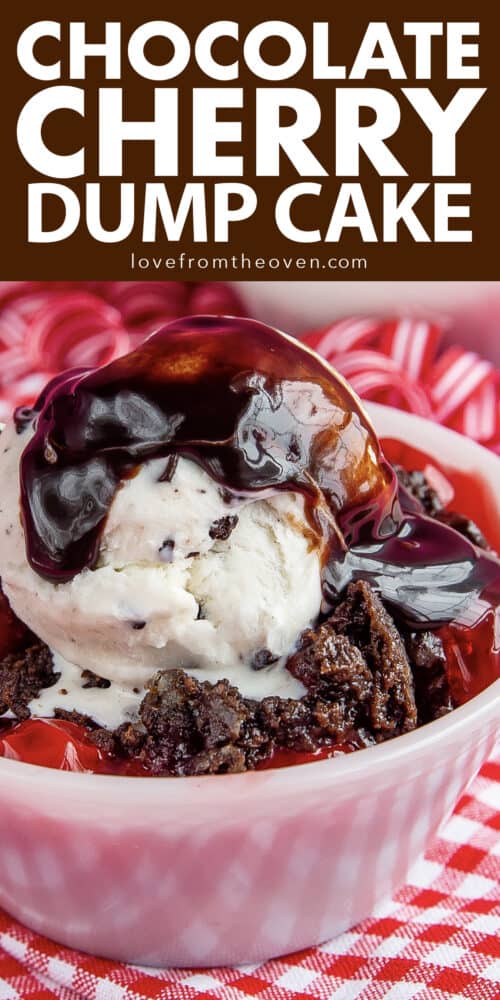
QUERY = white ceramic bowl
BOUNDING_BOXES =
[0,404,498,968]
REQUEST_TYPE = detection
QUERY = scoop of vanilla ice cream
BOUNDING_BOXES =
[0,422,323,698]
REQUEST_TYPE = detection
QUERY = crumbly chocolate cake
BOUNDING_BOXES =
[395,466,445,518]
[395,466,489,549]
[0,468,487,775]
[0,642,60,720]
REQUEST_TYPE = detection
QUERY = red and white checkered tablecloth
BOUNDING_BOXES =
[0,746,498,1000]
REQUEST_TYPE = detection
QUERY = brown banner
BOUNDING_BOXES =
[1,0,499,280]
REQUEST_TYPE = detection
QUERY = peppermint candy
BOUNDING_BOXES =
[0,281,243,419]
[0,293,498,452]
[308,316,499,451]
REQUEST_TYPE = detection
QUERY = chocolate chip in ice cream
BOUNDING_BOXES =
[81,669,111,690]
[209,515,239,541]
[159,538,175,561]
[252,649,279,670]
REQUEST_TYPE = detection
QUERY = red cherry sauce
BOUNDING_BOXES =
[0,717,147,775]
[382,438,499,704]
[257,742,359,770]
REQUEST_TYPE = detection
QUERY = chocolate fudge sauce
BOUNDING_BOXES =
[15,316,500,629]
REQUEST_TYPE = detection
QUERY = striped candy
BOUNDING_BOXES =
[0,295,498,452]
[0,281,243,419]
[310,316,499,451]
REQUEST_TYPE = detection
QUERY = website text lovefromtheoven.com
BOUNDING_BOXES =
[129,252,369,273]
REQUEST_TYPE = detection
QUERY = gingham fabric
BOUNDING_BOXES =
[0,746,498,999]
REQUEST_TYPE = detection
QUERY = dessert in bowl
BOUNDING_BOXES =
[0,316,498,966]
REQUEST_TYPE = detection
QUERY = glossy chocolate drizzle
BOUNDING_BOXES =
[15,316,500,630]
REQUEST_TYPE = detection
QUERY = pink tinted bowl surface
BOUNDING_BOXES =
[0,403,499,968]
